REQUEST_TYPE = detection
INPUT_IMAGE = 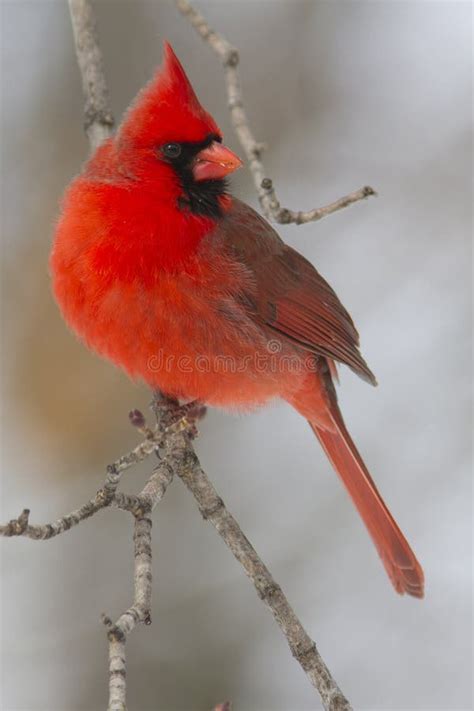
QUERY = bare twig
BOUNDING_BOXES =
[1,408,351,710]
[102,455,175,711]
[0,427,165,539]
[68,0,114,149]
[175,0,376,225]
[0,500,105,540]
[152,397,351,711]
[0,410,180,711]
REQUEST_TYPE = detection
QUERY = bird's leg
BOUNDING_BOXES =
[180,400,208,422]
[150,391,207,437]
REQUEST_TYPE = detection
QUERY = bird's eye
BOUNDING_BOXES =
[162,143,182,159]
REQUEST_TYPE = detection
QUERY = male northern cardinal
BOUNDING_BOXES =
[51,43,424,597]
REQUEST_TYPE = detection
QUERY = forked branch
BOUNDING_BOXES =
[175,0,376,225]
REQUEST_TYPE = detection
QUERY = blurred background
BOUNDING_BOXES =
[1,1,471,709]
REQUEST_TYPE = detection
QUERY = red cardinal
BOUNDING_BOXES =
[51,43,424,597]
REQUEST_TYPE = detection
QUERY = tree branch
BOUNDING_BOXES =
[0,425,166,539]
[68,0,114,149]
[175,0,376,225]
[102,454,175,711]
[3,398,352,710]
[152,398,351,711]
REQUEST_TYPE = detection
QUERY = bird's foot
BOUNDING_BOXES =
[150,392,207,438]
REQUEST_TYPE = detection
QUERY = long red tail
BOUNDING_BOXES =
[311,417,424,597]
[299,366,424,597]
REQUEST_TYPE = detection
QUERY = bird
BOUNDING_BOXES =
[50,42,424,598]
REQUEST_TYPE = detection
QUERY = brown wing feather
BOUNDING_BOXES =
[214,199,376,385]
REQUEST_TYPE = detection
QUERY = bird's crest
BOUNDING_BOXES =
[118,42,220,148]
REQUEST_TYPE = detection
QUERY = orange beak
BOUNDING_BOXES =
[192,141,243,181]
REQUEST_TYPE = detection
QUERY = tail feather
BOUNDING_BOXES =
[310,414,424,598]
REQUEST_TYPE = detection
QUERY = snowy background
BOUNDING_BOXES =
[1,1,472,710]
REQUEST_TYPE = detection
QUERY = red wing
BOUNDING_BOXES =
[215,199,376,384]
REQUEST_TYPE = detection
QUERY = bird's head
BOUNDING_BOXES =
[108,42,242,218]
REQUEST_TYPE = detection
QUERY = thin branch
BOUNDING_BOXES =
[152,397,351,711]
[0,409,177,711]
[0,501,105,540]
[175,0,376,225]
[102,456,175,711]
[68,0,114,149]
[0,427,165,539]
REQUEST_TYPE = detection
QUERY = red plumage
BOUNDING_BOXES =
[51,43,424,597]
